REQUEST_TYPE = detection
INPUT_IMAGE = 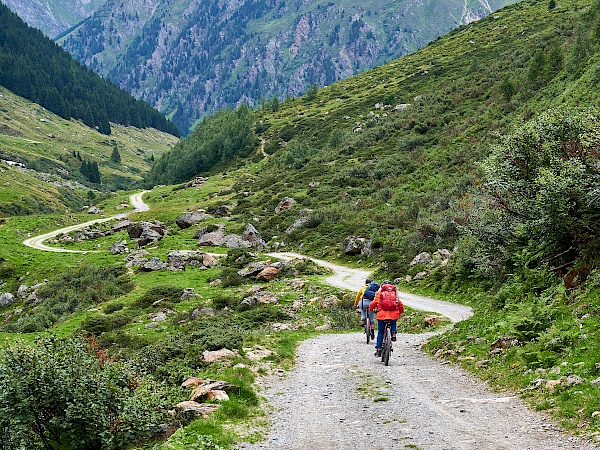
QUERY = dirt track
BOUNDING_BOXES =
[244,254,599,450]
[22,191,148,253]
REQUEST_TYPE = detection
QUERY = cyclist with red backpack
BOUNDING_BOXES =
[369,280,404,357]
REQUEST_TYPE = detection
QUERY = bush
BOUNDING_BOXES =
[133,285,183,308]
[0,336,172,449]
[219,268,244,288]
[80,313,132,335]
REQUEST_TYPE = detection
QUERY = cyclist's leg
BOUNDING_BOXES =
[376,320,384,348]
[368,309,375,329]
[391,319,397,340]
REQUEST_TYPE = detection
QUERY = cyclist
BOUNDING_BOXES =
[369,280,404,357]
[354,278,376,339]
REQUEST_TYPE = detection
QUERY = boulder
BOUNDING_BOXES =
[413,271,428,281]
[256,267,280,281]
[202,349,236,363]
[180,288,196,301]
[110,241,129,255]
[111,219,133,233]
[342,236,372,256]
[275,197,296,214]
[286,216,308,234]
[241,224,266,250]
[0,293,14,308]
[181,377,205,388]
[410,252,433,266]
[202,253,218,268]
[224,234,250,249]
[238,262,268,278]
[198,230,226,246]
[139,257,168,271]
[17,284,28,299]
[174,401,220,417]
[175,212,211,229]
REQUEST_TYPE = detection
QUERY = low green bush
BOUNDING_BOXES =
[133,285,183,308]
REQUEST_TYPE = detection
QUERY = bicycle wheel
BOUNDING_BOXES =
[365,315,371,344]
[383,334,391,366]
[382,324,391,365]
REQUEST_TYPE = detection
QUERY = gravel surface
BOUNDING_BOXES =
[241,332,600,450]
[243,254,599,450]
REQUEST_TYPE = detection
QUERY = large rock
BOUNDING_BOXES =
[240,291,280,308]
[275,197,296,214]
[174,401,220,417]
[111,219,133,234]
[175,212,211,229]
[238,262,268,278]
[286,216,308,234]
[127,221,167,247]
[202,349,236,363]
[241,224,266,250]
[0,293,14,308]
[410,251,433,266]
[256,267,280,281]
[139,257,168,271]
[17,285,28,299]
[110,241,129,255]
[342,236,372,256]
[198,230,227,246]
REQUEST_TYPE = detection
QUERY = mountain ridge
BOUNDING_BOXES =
[55,0,520,133]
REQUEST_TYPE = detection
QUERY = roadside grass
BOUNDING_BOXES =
[415,275,600,439]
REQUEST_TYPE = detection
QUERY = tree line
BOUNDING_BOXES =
[0,3,179,137]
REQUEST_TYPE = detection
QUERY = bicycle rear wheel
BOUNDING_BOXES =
[382,324,391,365]
[365,315,371,344]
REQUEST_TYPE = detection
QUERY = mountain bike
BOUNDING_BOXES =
[380,319,393,366]
[359,300,374,344]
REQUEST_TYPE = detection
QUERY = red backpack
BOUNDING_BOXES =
[379,284,397,311]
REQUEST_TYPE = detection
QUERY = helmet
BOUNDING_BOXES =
[365,278,373,284]
[382,280,391,285]
[394,278,401,285]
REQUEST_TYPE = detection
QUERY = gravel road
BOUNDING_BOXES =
[22,191,148,252]
[242,255,600,450]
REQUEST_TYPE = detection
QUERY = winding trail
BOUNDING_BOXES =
[23,191,149,253]
[267,251,473,322]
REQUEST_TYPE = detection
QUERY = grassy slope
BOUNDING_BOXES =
[0,86,178,214]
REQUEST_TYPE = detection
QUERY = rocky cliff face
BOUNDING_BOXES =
[24,0,519,133]
[3,0,106,38]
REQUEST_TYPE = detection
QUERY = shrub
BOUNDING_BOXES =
[80,313,132,335]
[133,285,183,308]
[219,268,244,288]
[0,336,172,449]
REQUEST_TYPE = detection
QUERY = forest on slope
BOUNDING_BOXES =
[0,3,179,137]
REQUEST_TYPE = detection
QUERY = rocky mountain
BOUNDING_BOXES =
[56,0,520,133]
[2,0,106,38]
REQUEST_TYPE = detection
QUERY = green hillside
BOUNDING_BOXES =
[0,86,178,215]
[2,0,600,448]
